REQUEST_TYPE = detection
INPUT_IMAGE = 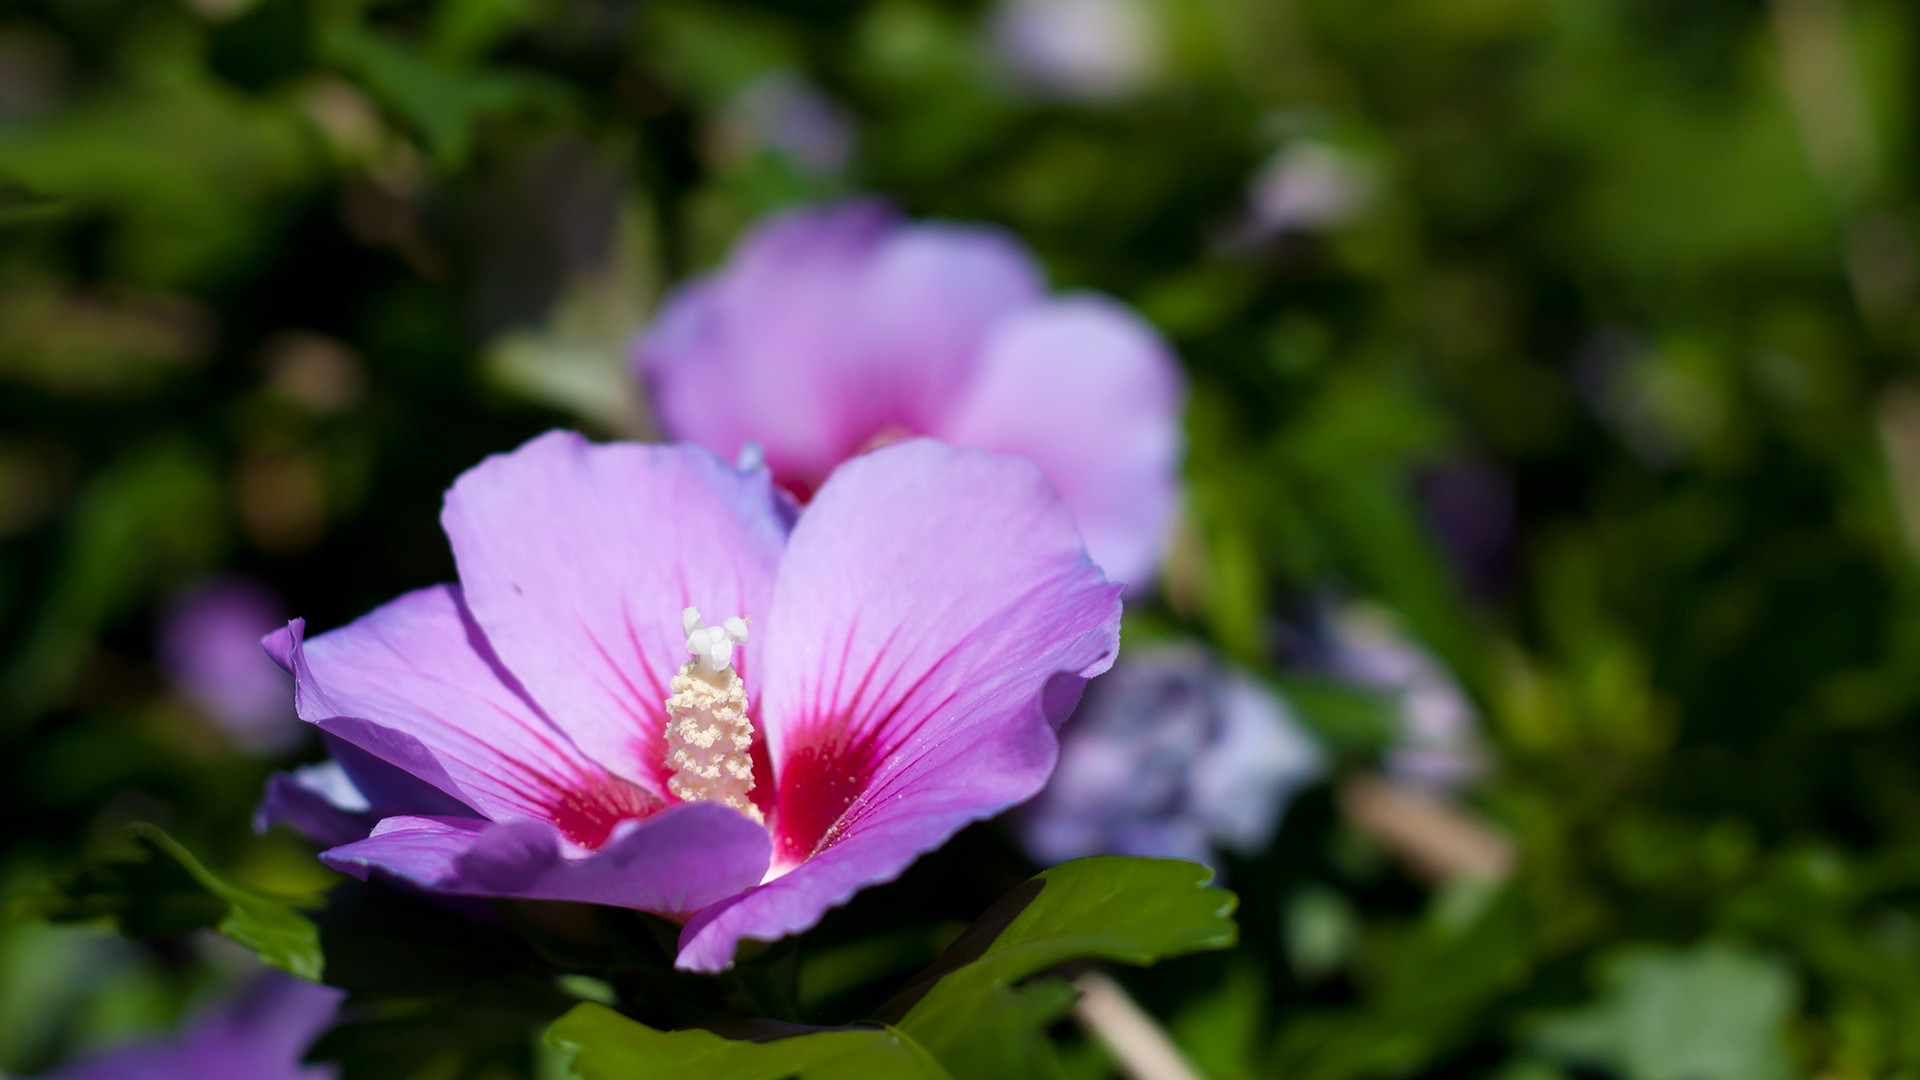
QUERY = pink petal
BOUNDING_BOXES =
[678,440,1121,971]
[937,294,1185,588]
[441,431,787,803]
[636,200,1043,498]
[269,586,634,832]
[856,218,1045,435]
[319,802,769,920]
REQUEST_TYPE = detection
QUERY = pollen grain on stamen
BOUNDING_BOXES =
[665,607,764,824]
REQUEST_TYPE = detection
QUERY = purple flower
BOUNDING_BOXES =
[988,0,1161,103]
[46,972,340,1080]
[714,73,855,178]
[1244,140,1375,238]
[158,578,302,754]
[259,431,1120,972]
[633,200,1185,590]
[1018,644,1324,869]
[1308,603,1487,789]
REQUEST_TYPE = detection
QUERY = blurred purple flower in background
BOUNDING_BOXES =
[1310,603,1487,789]
[635,200,1185,588]
[157,577,302,754]
[1018,644,1325,870]
[715,73,855,178]
[258,432,1120,971]
[1243,139,1376,239]
[989,0,1160,103]
[46,971,340,1080]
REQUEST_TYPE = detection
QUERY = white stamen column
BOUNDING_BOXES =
[665,607,763,824]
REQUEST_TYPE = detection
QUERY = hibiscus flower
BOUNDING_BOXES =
[633,199,1184,589]
[261,432,1120,971]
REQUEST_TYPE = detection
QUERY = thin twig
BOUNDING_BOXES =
[1339,773,1514,883]
[1071,970,1205,1080]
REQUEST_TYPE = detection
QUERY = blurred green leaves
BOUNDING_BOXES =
[317,20,563,168]
[1529,942,1798,1080]
[3,445,224,725]
[0,27,318,288]
[24,823,322,980]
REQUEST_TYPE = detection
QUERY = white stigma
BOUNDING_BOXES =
[665,607,762,823]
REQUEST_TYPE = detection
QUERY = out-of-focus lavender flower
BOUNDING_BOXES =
[158,577,301,754]
[1019,644,1325,870]
[1310,603,1487,789]
[989,0,1160,103]
[1243,140,1376,240]
[258,432,1120,972]
[715,73,855,178]
[45,971,341,1080]
[635,200,1185,589]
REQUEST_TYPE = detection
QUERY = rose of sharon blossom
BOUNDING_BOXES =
[258,432,1120,972]
[1019,645,1324,870]
[634,200,1184,589]
[47,972,340,1080]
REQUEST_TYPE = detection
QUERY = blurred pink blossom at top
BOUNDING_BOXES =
[634,199,1185,589]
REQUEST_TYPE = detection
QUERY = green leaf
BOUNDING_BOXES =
[1529,942,1798,1080]
[888,856,1237,1028]
[906,977,1081,1080]
[1170,964,1267,1080]
[549,1004,951,1080]
[885,857,1237,1080]
[29,824,322,981]
[130,825,323,980]
[319,22,561,166]
[0,179,67,224]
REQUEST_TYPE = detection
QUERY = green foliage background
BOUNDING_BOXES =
[2,0,1918,1076]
